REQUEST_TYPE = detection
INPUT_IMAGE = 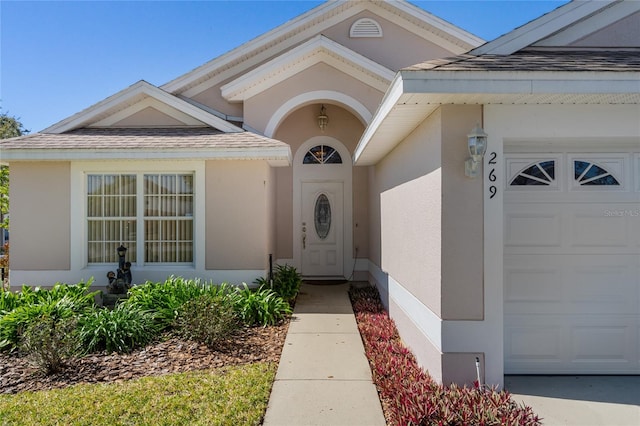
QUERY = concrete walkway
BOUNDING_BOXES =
[263,282,386,426]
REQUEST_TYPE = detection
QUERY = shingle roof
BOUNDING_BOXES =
[404,50,640,72]
[0,127,289,150]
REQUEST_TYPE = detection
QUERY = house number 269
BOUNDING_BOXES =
[488,152,497,199]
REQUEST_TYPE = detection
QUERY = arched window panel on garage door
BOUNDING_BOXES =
[574,160,620,186]
[508,160,556,187]
[303,145,342,164]
[569,155,626,191]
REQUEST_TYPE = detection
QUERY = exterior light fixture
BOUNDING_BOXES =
[116,244,128,272]
[117,245,127,259]
[317,104,329,132]
[465,124,488,178]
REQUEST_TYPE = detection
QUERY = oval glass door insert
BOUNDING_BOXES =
[314,193,331,239]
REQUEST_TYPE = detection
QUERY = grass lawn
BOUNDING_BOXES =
[0,362,277,426]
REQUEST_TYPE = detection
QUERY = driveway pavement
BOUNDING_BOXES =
[505,375,640,426]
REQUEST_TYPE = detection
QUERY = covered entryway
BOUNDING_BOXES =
[504,150,640,374]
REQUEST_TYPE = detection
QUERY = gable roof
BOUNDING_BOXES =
[0,127,291,166]
[470,0,638,55]
[354,0,640,166]
[220,35,396,102]
[43,80,244,134]
[161,0,483,97]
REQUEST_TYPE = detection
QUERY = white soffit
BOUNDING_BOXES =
[161,0,483,97]
[43,81,243,134]
[354,70,640,166]
[221,35,395,102]
[471,0,618,55]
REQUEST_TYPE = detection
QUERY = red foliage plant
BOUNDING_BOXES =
[349,286,541,426]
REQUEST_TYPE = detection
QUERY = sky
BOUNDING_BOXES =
[1,0,569,133]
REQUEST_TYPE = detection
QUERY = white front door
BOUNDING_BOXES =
[301,181,344,277]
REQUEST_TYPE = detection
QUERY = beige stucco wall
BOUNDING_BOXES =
[272,104,366,260]
[112,106,189,127]
[244,62,382,134]
[322,10,455,71]
[192,85,244,118]
[375,109,443,316]
[205,160,273,270]
[440,105,484,320]
[370,105,484,384]
[10,162,71,270]
[371,105,483,320]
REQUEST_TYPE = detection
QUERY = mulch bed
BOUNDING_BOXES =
[0,321,289,394]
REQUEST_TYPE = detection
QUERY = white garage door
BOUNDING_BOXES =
[504,151,640,374]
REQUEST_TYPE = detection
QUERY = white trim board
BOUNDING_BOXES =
[221,35,394,102]
[44,81,243,134]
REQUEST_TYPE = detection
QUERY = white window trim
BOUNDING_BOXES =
[71,161,206,274]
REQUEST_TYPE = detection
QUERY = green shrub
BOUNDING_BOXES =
[256,264,301,304]
[125,276,231,330]
[174,294,239,347]
[0,288,20,313]
[230,284,291,327]
[0,281,97,352]
[77,304,159,354]
[19,316,81,374]
[0,281,97,316]
[0,299,83,352]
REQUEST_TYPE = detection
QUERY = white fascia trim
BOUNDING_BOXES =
[221,35,394,101]
[470,0,616,55]
[43,81,243,134]
[353,73,404,164]
[0,147,292,163]
[401,70,640,95]
[534,0,640,46]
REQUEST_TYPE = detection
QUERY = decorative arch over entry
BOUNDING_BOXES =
[264,91,373,137]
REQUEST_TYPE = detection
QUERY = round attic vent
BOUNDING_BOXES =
[350,18,383,38]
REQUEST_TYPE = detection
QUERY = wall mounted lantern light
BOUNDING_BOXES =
[317,104,329,132]
[465,124,488,178]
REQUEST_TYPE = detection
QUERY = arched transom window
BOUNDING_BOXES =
[303,145,343,164]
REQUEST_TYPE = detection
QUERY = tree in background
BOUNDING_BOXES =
[0,112,27,139]
[0,111,28,263]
